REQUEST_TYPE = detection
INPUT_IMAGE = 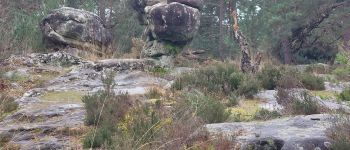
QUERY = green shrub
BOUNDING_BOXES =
[83,91,131,127]
[149,66,168,76]
[335,53,349,65]
[164,42,183,55]
[183,91,230,123]
[332,65,350,81]
[237,77,260,99]
[124,104,161,147]
[291,92,320,115]
[277,68,303,89]
[277,89,321,115]
[257,65,282,90]
[339,88,350,101]
[172,63,243,96]
[253,109,281,121]
[83,126,113,148]
[299,73,325,91]
[227,92,239,107]
[82,71,132,148]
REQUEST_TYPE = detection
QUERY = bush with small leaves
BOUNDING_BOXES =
[257,65,282,90]
[339,88,350,102]
[299,73,325,91]
[335,53,349,65]
[183,91,230,123]
[82,71,132,148]
[83,126,113,148]
[227,92,239,107]
[277,89,321,115]
[237,77,260,99]
[172,63,243,97]
[277,68,303,89]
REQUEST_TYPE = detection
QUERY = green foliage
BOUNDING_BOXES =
[299,73,325,91]
[2,0,61,53]
[332,65,350,81]
[83,126,113,148]
[227,92,239,107]
[237,77,260,99]
[277,89,321,115]
[339,88,350,102]
[82,71,131,148]
[253,109,281,121]
[183,91,230,123]
[291,92,320,115]
[335,53,349,65]
[164,42,183,55]
[257,65,282,90]
[172,63,243,97]
[149,67,168,76]
[125,105,161,147]
[277,67,303,89]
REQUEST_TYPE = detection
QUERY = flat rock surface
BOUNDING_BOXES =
[0,53,173,149]
[205,114,334,150]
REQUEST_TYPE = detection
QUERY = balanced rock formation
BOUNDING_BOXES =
[133,0,202,66]
[40,7,112,54]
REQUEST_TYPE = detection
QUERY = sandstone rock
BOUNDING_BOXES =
[40,7,112,53]
[168,0,203,10]
[204,114,334,150]
[148,2,200,43]
[93,59,156,72]
[133,0,201,66]
[5,51,84,68]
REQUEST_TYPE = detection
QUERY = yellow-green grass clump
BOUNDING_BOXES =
[40,91,86,103]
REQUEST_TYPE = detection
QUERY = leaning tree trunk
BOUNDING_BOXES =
[286,1,350,59]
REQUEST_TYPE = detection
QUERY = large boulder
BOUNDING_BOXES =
[133,0,201,65]
[167,0,203,10]
[148,2,201,43]
[40,7,112,53]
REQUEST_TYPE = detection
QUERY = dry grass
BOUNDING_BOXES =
[122,38,144,59]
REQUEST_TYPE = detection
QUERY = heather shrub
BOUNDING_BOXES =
[276,89,321,115]
[237,76,260,99]
[172,63,243,96]
[257,65,282,90]
[332,65,350,81]
[299,73,325,90]
[82,71,132,148]
[277,68,303,89]
[339,88,350,102]
[183,91,230,123]
[291,92,320,115]
[227,92,239,107]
